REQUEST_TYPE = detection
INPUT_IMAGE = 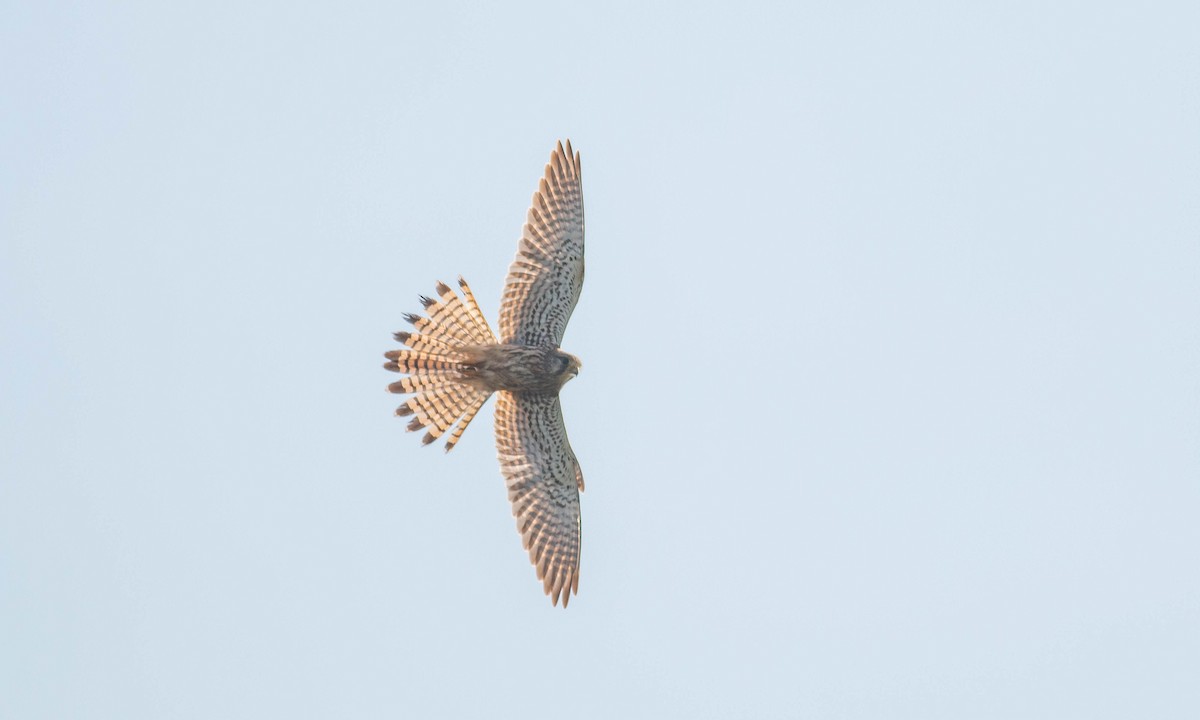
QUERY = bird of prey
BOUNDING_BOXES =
[384,140,586,607]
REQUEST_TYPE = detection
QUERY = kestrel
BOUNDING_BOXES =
[384,140,586,607]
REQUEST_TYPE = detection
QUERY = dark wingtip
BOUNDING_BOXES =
[394,403,413,416]
[435,281,452,296]
[402,313,421,326]
[419,295,435,309]
[393,331,411,344]
[406,418,423,432]
[421,431,436,446]
[383,361,399,372]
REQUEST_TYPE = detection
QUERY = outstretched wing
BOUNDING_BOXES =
[498,140,584,347]
[494,391,583,607]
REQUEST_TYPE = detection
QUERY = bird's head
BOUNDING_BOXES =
[551,349,582,388]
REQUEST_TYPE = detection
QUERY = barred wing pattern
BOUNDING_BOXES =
[498,140,585,347]
[495,391,583,607]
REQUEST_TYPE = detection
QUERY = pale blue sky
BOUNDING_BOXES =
[2,2,1198,718]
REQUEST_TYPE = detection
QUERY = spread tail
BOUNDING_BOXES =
[384,278,496,451]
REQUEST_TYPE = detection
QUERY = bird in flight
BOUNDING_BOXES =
[384,140,586,607]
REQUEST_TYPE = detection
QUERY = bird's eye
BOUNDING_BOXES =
[554,355,570,374]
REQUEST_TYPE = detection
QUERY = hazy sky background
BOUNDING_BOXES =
[2,2,1198,718]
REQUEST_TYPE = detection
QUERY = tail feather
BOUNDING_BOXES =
[457,277,494,343]
[406,383,474,438]
[388,373,460,395]
[425,280,494,345]
[385,278,497,452]
[384,348,463,374]
[403,312,477,346]
[443,394,489,452]
[394,330,458,355]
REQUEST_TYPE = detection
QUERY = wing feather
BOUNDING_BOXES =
[498,140,584,347]
[494,391,583,607]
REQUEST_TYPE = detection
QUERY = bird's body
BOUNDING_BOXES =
[384,141,586,607]
[458,344,581,395]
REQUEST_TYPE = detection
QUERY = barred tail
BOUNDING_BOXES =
[384,278,496,451]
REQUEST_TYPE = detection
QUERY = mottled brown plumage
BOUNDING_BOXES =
[384,140,586,607]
